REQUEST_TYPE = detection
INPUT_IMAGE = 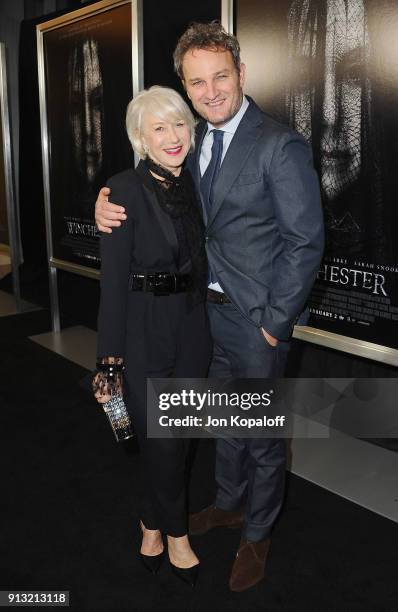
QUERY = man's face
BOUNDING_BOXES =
[181,48,245,126]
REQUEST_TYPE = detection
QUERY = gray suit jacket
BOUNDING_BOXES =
[188,97,324,341]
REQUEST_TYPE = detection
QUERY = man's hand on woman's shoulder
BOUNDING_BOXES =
[95,186,127,233]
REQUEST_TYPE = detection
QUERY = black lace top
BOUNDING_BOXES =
[145,157,208,307]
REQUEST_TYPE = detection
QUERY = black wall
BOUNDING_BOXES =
[143,0,221,93]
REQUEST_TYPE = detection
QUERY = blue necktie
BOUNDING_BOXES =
[201,129,224,221]
[201,129,224,284]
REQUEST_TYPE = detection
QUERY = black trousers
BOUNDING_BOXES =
[124,293,212,537]
[207,301,290,542]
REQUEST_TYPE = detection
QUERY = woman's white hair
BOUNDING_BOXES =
[125,85,197,158]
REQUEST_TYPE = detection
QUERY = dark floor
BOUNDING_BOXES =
[1,309,397,611]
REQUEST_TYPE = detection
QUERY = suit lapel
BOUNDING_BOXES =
[191,121,208,224]
[207,101,263,227]
[135,161,179,262]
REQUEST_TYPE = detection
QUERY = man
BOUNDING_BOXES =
[95,22,324,591]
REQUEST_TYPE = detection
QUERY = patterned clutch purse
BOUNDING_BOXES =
[102,394,134,442]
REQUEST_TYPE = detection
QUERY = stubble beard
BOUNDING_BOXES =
[198,90,244,127]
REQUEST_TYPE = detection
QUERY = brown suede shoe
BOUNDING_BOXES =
[189,504,244,535]
[229,538,271,592]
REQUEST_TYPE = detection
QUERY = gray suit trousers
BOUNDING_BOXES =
[207,301,289,542]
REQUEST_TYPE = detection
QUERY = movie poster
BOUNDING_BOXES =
[236,0,398,350]
[40,1,133,271]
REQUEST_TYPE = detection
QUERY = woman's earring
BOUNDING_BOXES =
[143,143,149,154]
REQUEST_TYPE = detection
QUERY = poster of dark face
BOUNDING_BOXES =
[236,0,398,354]
[39,1,133,272]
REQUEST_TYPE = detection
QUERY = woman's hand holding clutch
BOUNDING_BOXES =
[92,357,133,442]
[92,357,124,404]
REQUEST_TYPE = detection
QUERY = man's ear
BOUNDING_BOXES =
[239,62,246,88]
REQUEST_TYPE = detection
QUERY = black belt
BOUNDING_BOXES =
[129,272,192,295]
[207,288,231,304]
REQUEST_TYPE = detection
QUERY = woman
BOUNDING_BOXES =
[92,86,212,586]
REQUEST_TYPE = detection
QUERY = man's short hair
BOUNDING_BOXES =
[173,21,241,80]
[125,85,196,158]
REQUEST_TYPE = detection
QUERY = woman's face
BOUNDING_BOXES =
[141,112,191,175]
[69,38,104,184]
[288,0,366,201]
[321,0,365,201]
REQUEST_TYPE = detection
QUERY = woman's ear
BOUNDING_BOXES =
[136,130,148,155]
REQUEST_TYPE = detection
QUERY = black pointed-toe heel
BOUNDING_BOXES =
[139,551,164,574]
[170,562,200,587]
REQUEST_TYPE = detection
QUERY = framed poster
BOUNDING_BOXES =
[37,0,142,280]
[0,42,20,304]
[227,0,398,365]
[0,49,8,246]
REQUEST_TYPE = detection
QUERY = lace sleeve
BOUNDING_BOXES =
[92,357,124,399]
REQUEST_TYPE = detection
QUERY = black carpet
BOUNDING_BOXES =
[1,311,397,611]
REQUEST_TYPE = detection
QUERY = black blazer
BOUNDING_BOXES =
[97,161,193,359]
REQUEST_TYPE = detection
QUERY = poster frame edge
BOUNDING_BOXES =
[293,326,398,367]
[36,0,139,291]
[221,0,234,33]
[0,42,21,306]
